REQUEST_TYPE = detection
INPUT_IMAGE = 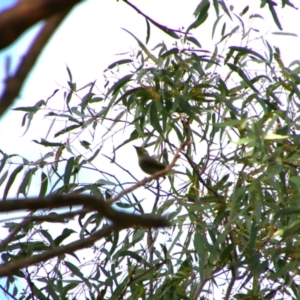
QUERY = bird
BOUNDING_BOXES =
[134,146,168,175]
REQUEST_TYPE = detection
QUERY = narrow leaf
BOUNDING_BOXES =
[0,153,8,174]
[227,63,259,93]
[187,1,210,34]
[33,139,64,147]
[107,59,133,70]
[186,36,202,48]
[3,165,23,200]
[54,124,82,138]
[145,18,150,44]
[39,172,48,198]
[122,28,159,64]
[64,157,74,186]
[272,32,298,37]
[0,170,8,187]
[268,1,282,30]
[18,168,38,196]
[229,46,266,61]
[106,74,133,97]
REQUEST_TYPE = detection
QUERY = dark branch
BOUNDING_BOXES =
[0,10,71,117]
[0,0,81,50]
[0,194,171,228]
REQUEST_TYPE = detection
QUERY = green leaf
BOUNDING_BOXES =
[194,231,205,281]
[212,0,219,16]
[62,282,80,297]
[0,170,8,187]
[220,244,234,262]
[66,65,73,82]
[106,74,133,96]
[229,46,266,61]
[227,63,259,93]
[186,0,210,34]
[118,250,145,263]
[205,46,218,70]
[64,157,74,186]
[87,148,101,163]
[3,165,23,200]
[268,1,282,30]
[251,259,268,276]
[109,231,119,257]
[275,220,300,240]
[263,133,288,140]
[217,25,239,44]
[212,15,223,39]
[40,229,54,246]
[96,179,116,186]
[145,18,150,44]
[18,167,38,197]
[65,261,85,280]
[89,96,103,103]
[39,172,48,198]
[250,14,264,21]
[106,59,133,70]
[70,107,86,117]
[274,207,300,220]
[122,28,159,64]
[46,112,81,124]
[272,32,298,37]
[67,81,76,92]
[186,36,201,48]
[160,48,179,58]
[219,0,232,20]
[13,100,45,112]
[33,139,64,147]
[0,153,8,174]
[54,228,76,246]
[146,19,179,39]
[149,102,162,133]
[80,140,90,149]
[34,152,54,165]
[54,124,82,138]
[240,5,249,16]
[213,119,247,128]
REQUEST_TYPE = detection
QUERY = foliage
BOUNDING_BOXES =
[1,1,300,299]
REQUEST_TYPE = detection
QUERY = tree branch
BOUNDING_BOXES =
[0,0,81,50]
[0,194,170,228]
[0,10,71,117]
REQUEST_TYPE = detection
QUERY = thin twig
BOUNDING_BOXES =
[123,0,184,35]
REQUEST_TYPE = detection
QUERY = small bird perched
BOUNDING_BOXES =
[134,146,167,175]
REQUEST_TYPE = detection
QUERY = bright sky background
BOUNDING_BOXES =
[0,1,300,299]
